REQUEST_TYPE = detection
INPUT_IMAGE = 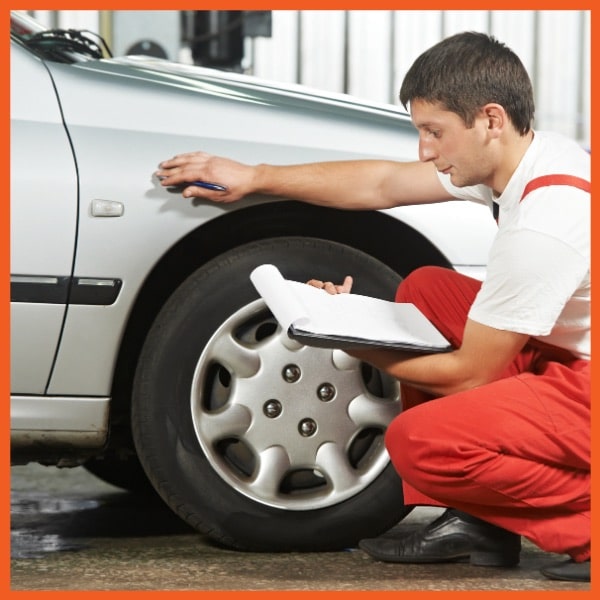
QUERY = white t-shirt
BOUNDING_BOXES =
[437,131,590,359]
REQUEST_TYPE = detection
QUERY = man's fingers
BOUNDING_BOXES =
[337,275,353,294]
[160,151,206,167]
[306,277,353,294]
[306,279,324,289]
[156,152,210,183]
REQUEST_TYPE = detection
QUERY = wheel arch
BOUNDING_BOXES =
[108,200,451,436]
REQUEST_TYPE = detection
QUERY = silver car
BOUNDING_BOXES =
[10,11,496,551]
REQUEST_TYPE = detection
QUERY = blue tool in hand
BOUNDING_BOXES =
[192,180,228,192]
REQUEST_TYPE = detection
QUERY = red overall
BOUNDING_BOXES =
[385,265,590,561]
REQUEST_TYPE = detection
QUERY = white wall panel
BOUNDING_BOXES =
[57,9,99,32]
[536,11,586,141]
[251,10,299,84]
[299,11,346,93]
[393,12,443,107]
[347,11,392,103]
[442,10,489,37]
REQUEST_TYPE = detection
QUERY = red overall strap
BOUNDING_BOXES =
[520,174,591,201]
[493,174,590,223]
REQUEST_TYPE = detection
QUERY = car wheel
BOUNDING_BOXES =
[131,237,410,551]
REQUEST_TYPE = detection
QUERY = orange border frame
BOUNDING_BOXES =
[3,3,595,598]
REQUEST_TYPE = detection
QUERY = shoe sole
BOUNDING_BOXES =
[470,551,520,567]
[540,566,590,582]
[359,543,519,567]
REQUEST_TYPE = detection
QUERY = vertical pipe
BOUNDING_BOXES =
[531,11,541,126]
[342,10,350,94]
[98,10,113,51]
[389,10,397,104]
[575,11,587,142]
[296,10,302,84]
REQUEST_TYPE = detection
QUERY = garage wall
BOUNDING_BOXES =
[249,10,590,146]
[32,10,591,146]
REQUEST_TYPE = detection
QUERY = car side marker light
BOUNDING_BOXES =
[91,199,124,217]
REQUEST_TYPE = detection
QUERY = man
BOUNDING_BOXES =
[156,32,590,582]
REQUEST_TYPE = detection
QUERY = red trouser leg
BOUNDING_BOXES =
[388,266,591,560]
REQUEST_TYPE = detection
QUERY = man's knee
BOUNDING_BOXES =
[384,408,460,497]
[384,413,425,484]
[395,266,453,303]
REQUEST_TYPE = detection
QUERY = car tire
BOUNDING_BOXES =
[131,237,411,551]
[83,454,157,495]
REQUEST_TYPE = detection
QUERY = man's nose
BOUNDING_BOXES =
[418,138,437,163]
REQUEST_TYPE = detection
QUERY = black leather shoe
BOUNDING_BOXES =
[359,509,521,567]
[540,558,590,582]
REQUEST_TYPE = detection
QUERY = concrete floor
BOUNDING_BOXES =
[10,463,590,592]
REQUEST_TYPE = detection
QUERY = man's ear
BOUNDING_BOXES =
[481,104,506,138]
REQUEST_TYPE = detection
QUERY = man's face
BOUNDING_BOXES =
[410,99,494,188]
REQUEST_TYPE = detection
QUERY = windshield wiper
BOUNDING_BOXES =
[23,28,112,63]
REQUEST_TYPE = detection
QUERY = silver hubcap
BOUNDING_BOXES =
[191,300,400,510]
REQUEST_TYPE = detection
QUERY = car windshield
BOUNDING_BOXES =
[10,10,111,63]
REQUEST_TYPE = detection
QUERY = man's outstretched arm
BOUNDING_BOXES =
[156,152,453,209]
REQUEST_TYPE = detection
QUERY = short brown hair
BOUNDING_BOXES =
[399,31,534,135]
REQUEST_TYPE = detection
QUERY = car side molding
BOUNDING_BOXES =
[10,275,122,305]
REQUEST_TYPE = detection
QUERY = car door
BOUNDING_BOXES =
[10,42,78,394]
